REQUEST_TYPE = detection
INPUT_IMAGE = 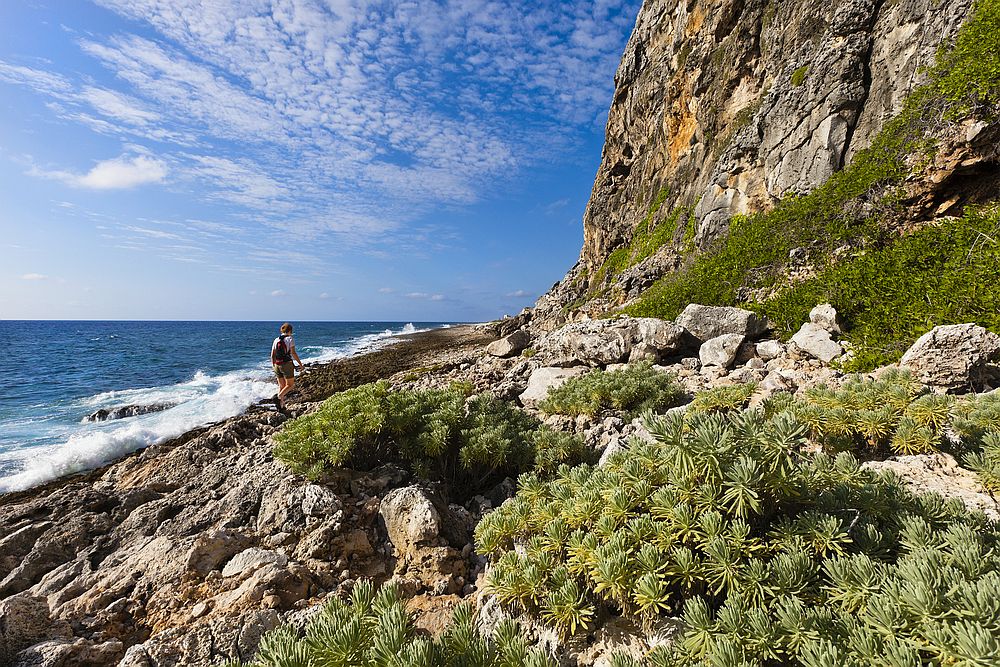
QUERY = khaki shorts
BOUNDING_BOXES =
[273,361,295,379]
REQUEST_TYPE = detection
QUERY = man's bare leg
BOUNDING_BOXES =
[278,377,295,406]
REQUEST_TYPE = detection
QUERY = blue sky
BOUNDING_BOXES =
[0,0,640,321]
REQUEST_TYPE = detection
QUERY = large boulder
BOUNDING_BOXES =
[485,330,531,358]
[699,334,745,368]
[900,324,1000,390]
[519,367,588,406]
[536,318,687,366]
[675,305,768,343]
[791,323,843,363]
[380,487,443,556]
[756,339,785,361]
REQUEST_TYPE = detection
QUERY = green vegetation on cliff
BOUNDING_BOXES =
[592,189,697,287]
[623,0,1000,371]
[274,382,586,493]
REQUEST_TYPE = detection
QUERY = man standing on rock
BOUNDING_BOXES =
[272,322,304,411]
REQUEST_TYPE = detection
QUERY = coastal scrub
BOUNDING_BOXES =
[476,387,1000,666]
[273,381,586,496]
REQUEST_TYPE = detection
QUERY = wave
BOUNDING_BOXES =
[0,372,273,493]
[0,322,434,494]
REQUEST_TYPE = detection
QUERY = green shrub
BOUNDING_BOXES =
[274,382,585,495]
[930,0,1000,118]
[689,383,757,415]
[226,580,556,667]
[787,370,953,455]
[592,191,696,288]
[538,363,686,418]
[623,0,1000,369]
[758,205,1000,369]
[957,392,1000,490]
[475,403,1000,667]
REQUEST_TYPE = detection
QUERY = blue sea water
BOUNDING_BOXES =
[0,321,451,493]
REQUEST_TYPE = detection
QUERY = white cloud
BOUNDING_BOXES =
[0,0,640,254]
[405,291,445,301]
[378,287,394,293]
[506,289,531,298]
[319,292,329,299]
[32,154,167,190]
[20,273,48,281]
[271,289,286,297]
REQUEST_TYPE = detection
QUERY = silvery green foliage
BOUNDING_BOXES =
[476,388,1000,666]
[225,581,555,667]
[538,362,686,418]
[273,381,585,496]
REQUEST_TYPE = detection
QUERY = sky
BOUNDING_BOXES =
[0,0,641,321]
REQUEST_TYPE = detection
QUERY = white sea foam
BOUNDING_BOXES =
[0,371,274,493]
[0,322,436,493]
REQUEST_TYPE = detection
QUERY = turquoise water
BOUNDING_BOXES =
[0,321,451,492]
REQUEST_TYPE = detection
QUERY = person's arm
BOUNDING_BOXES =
[291,343,304,369]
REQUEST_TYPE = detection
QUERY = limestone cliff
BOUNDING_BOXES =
[534,0,981,326]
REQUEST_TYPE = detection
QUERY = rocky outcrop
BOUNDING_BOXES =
[0,410,480,666]
[485,330,531,358]
[530,0,978,325]
[791,323,843,363]
[535,317,688,367]
[676,304,767,343]
[520,367,588,406]
[900,323,1000,391]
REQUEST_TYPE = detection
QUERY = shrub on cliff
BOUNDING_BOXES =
[226,580,555,667]
[476,399,1000,667]
[274,381,586,494]
[538,362,686,418]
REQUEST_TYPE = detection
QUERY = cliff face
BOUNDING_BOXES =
[534,0,975,324]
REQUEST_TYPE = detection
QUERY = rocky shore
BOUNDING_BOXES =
[0,325,499,667]
[2,310,999,666]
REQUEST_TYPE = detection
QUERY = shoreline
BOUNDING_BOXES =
[0,323,495,504]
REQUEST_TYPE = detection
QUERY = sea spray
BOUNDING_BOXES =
[0,321,443,493]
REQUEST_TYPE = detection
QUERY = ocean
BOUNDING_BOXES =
[0,320,451,493]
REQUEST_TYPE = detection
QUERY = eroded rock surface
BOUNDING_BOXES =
[900,323,1000,391]
[0,410,477,666]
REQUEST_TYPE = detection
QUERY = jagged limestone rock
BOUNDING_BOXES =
[791,322,844,362]
[536,317,687,367]
[220,548,287,579]
[379,487,443,556]
[699,333,745,368]
[809,303,843,334]
[485,330,531,358]
[900,323,1000,390]
[676,304,767,343]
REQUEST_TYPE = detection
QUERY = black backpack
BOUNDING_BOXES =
[272,334,292,363]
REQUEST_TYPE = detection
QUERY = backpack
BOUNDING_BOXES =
[272,334,292,364]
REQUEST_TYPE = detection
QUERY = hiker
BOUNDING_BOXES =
[272,322,304,410]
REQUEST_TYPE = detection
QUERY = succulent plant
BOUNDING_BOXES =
[475,393,1000,667]
[226,581,556,667]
